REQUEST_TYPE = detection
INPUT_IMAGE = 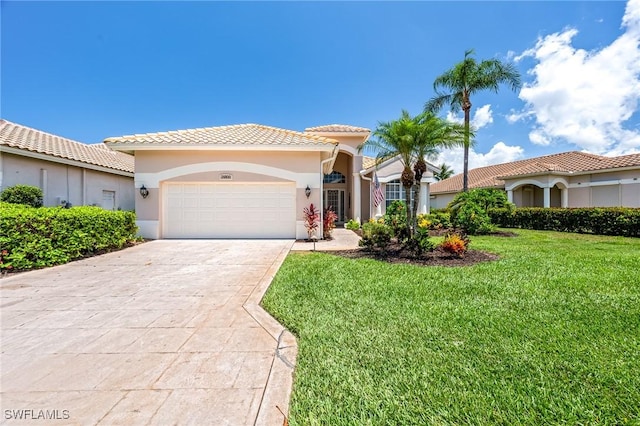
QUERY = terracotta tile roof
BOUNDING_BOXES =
[0,119,134,173]
[362,156,378,170]
[431,151,640,194]
[104,123,338,148]
[304,124,371,133]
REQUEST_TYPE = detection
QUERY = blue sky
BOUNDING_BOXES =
[2,1,639,172]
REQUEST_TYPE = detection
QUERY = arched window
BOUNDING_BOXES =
[384,179,413,207]
[323,171,346,184]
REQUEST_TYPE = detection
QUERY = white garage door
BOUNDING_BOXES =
[163,183,296,238]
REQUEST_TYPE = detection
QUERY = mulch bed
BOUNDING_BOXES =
[319,229,518,267]
[324,245,499,267]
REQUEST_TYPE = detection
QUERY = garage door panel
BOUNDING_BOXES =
[163,183,296,238]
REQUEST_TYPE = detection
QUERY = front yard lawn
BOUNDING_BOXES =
[262,229,640,425]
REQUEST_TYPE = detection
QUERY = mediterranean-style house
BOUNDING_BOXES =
[104,123,438,240]
[0,119,135,210]
[430,151,640,210]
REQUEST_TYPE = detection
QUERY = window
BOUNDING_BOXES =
[102,190,116,210]
[323,171,346,184]
[385,179,413,207]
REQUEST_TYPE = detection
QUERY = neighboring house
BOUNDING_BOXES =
[104,123,439,239]
[430,151,640,209]
[0,119,135,210]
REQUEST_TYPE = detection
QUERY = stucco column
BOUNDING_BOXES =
[543,186,551,208]
[507,189,513,203]
[561,188,568,208]
[352,172,361,222]
[419,178,430,214]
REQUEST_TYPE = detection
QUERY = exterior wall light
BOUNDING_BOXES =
[305,185,311,198]
[139,185,149,199]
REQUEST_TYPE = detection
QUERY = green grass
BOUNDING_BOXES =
[262,229,640,425]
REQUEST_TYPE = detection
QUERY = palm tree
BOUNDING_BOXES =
[359,111,465,237]
[425,49,521,192]
[359,110,416,237]
[410,113,465,231]
[434,163,454,181]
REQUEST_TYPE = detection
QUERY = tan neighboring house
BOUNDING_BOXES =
[430,151,640,210]
[0,119,135,210]
[104,123,438,239]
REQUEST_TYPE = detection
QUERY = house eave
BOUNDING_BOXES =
[431,183,505,196]
[104,144,338,153]
[498,164,640,181]
[0,145,134,177]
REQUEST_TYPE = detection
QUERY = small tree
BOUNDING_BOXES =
[303,203,320,240]
[0,185,43,207]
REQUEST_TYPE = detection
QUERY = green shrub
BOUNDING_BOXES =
[345,219,361,231]
[417,211,452,230]
[454,201,494,235]
[359,222,392,252]
[489,207,640,237]
[1,185,43,207]
[0,202,138,271]
[405,227,435,256]
[449,188,513,224]
[383,200,408,240]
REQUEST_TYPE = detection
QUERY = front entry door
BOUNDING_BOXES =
[324,189,345,222]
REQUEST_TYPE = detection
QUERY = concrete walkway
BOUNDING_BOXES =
[290,228,361,251]
[0,240,296,425]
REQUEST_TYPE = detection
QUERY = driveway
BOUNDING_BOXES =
[0,240,297,425]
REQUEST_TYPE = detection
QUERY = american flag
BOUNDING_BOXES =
[373,173,384,207]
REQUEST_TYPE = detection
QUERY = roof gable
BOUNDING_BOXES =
[0,119,134,173]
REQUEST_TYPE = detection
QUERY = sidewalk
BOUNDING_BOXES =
[290,228,361,251]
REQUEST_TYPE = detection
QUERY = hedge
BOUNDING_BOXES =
[488,207,640,238]
[0,202,138,271]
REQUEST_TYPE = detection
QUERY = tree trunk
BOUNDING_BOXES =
[411,182,420,234]
[463,102,471,192]
[404,183,412,238]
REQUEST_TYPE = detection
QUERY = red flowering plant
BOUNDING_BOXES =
[323,207,339,239]
[303,203,320,240]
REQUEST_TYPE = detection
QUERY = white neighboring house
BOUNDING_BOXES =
[430,151,640,210]
[0,119,135,210]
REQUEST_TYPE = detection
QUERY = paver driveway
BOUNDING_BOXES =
[0,240,296,425]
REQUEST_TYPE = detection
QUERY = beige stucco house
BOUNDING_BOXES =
[105,123,437,240]
[0,119,135,210]
[430,151,640,210]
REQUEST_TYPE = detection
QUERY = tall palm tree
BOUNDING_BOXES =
[425,49,521,192]
[434,163,454,181]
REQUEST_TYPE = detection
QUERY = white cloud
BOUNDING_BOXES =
[472,104,493,129]
[446,104,493,130]
[436,142,525,174]
[512,0,640,155]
